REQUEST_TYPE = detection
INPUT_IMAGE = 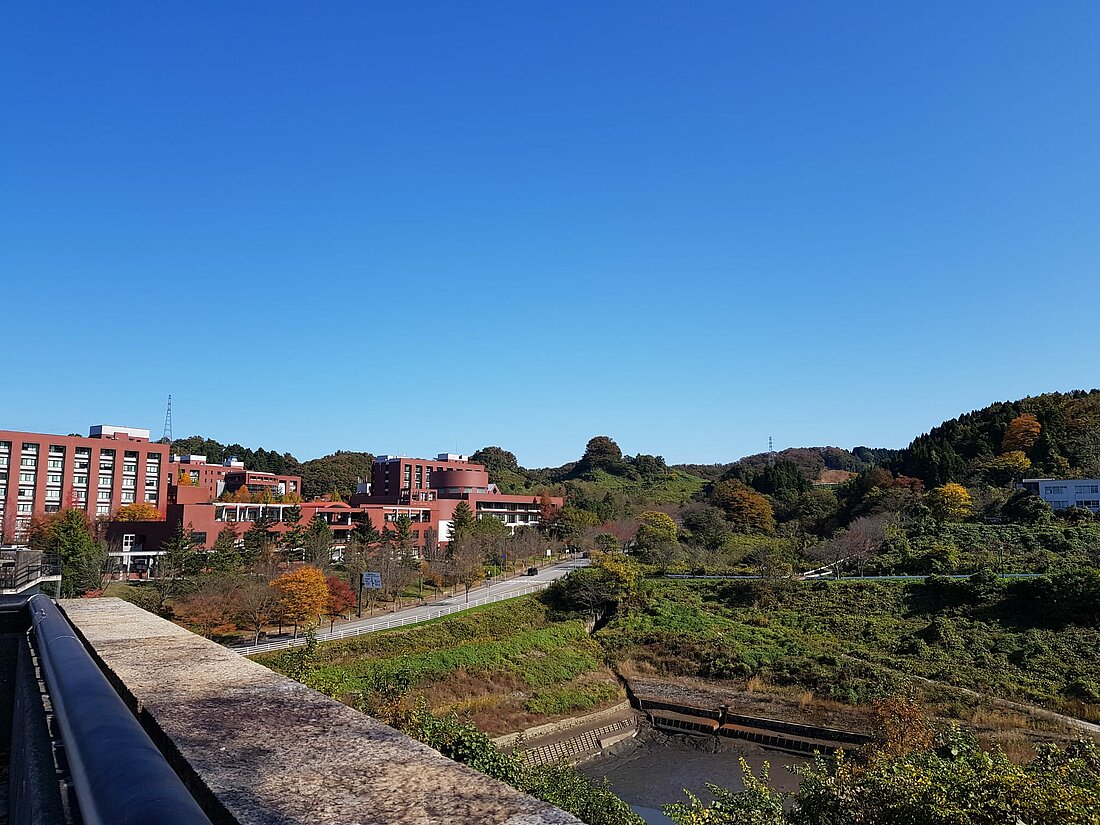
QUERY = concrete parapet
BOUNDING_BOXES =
[59,598,581,825]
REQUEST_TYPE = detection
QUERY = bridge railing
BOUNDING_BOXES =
[233,581,553,656]
[5,594,214,825]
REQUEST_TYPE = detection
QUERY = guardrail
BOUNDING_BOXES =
[11,594,214,825]
[233,581,554,656]
[0,552,61,593]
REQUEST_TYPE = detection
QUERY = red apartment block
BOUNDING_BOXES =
[168,455,301,501]
[350,454,560,541]
[0,425,169,543]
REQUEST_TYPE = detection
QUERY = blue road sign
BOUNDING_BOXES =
[361,572,382,590]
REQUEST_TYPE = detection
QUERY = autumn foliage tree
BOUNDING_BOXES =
[324,575,356,630]
[1002,412,1042,454]
[711,480,776,533]
[926,483,973,522]
[271,565,329,636]
[113,502,164,521]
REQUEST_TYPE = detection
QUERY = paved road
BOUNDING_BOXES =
[233,557,589,656]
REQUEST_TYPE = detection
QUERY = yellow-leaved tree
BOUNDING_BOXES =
[271,565,329,637]
[926,483,973,522]
[113,502,164,521]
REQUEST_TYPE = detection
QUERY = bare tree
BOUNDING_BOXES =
[236,581,278,645]
[449,533,487,603]
[841,514,891,577]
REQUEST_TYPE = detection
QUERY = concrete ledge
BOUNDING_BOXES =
[493,701,634,751]
[60,598,580,825]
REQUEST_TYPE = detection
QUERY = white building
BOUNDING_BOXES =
[1021,478,1100,512]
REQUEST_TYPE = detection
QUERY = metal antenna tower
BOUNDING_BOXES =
[162,395,173,443]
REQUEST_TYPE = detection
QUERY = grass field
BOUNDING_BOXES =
[255,595,623,734]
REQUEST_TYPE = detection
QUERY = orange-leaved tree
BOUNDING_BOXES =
[711,480,775,533]
[176,471,194,487]
[324,575,356,630]
[1002,413,1042,454]
[271,565,328,637]
[113,502,164,521]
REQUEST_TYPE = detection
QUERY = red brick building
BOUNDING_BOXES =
[168,455,301,502]
[108,453,562,561]
[0,425,169,542]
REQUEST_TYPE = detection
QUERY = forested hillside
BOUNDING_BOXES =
[892,390,1100,486]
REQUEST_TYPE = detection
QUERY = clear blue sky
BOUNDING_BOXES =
[2,2,1098,467]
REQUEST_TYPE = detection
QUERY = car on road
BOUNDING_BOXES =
[526,567,539,576]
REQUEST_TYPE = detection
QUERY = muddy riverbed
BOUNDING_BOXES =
[580,728,810,824]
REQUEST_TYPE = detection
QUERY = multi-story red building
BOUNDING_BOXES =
[351,453,560,544]
[168,455,301,501]
[0,425,169,542]
[107,453,561,563]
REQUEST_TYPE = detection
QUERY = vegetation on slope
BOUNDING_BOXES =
[596,574,1100,720]
[256,596,623,734]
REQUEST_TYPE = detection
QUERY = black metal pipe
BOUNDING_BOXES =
[26,594,214,825]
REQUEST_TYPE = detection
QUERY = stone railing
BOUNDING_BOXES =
[58,598,581,825]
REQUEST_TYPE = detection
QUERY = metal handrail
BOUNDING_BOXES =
[233,580,553,656]
[26,594,214,825]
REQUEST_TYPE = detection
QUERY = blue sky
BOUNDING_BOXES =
[2,2,1098,467]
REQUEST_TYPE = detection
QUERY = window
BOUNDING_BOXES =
[1045,485,1067,495]
[17,503,32,513]
[1050,500,1071,509]
[44,504,59,513]
[48,459,63,470]
[21,457,36,467]
[123,463,137,475]
[122,534,136,551]
[1075,485,1099,495]
[98,490,111,502]
[121,491,135,503]
[96,504,110,515]
[122,477,135,488]
[45,488,60,501]
[1079,500,1100,510]
[74,474,88,486]
[47,473,61,485]
[0,456,7,467]
[74,490,87,502]
[19,488,33,499]
[20,472,34,483]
